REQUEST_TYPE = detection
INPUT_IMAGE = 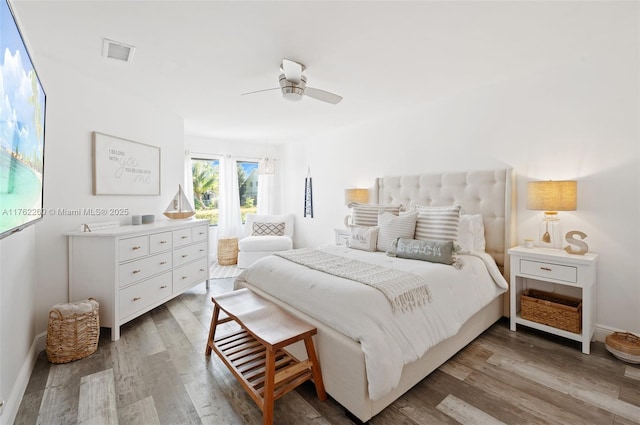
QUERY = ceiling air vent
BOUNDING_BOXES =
[102,38,135,62]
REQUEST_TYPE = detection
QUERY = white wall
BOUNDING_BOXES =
[283,2,640,335]
[0,227,37,423]
[0,54,184,422]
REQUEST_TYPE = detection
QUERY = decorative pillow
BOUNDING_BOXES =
[414,205,461,242]
[457,214,486,253]
[347,226,379,252]
[390,238,459,266]
[376,211,418,252]
[251,222,285,236]
[350,203,403,227]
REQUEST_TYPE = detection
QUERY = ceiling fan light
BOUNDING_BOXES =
[279,74,306,100]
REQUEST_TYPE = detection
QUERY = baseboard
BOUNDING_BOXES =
[594,323,630,343]
[0,332,46,425]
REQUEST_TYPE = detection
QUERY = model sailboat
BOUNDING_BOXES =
[163,185,195,219]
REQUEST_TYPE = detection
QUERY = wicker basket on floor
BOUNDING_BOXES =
[46,298,100,364]
[605,332,640,364]
[521,289,582,334]
[218,237,238,266]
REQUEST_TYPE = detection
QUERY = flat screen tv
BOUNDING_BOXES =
[0,0,46,240]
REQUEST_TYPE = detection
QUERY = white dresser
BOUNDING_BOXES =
[67,219,210,341]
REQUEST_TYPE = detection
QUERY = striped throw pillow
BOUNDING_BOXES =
[252,222,285,236]
[351,204,402,227]
[377,211,418,252]
[414,205,461,242]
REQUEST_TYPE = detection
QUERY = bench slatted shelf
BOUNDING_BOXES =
[205,288,326,425]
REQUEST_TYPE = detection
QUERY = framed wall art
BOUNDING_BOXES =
[92,132,161,195]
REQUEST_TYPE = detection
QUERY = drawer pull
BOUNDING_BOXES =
[132,246,141,250]
[182,276,188,280]
[160,285,168,289]
[199,232,204,235]
[200,249,205,252]
[200,268,205,272]
[540,267,552,271]
[132,269,142,274]
[181,236,188,239]
[182,254,188,258]
[160,240,168,244]
[133,297,141,302]
[160,261,167,265]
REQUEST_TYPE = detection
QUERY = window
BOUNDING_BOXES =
[192,158,219,225]
[238,160,259,223]
[191,158,259,225]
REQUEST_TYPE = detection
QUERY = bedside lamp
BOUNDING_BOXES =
[344,188,369,227]
[344,188,369,206]
[527,180,577,249]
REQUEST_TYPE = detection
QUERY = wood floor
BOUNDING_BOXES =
[15,278,640,425]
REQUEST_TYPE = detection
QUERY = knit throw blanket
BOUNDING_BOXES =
[274,248,432,312]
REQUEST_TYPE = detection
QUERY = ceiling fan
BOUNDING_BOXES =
[242,59,342,104]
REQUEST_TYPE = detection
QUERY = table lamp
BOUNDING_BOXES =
[344,188,369,206]
[527,180,577,249]
[344,188,369,227]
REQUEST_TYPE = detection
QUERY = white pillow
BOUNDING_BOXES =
[377,211,418,252]
[348,226,379,252]
[457,214,486,253]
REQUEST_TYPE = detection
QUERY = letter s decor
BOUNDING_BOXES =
[563,230,589,255]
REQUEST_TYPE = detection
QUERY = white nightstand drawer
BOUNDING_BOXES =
[520,259,577,283]
[119,235,149,262]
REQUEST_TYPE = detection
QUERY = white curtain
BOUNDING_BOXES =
[217,155,242,238]
[183,150,195,208]
[257,172,275,215]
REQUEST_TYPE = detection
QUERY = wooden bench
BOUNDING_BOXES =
[205,288,326,425]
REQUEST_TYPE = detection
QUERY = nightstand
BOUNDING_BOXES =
[508,246,598,354]
[334,228,350,246]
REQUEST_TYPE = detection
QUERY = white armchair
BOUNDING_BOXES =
[237,213,294,269]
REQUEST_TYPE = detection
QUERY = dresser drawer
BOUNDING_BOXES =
[173,228,192,247]
[192,225,208,242]
[520,259,577,283]
[173,241,207,267]
[119,272,172,320]
[173,258,208,293]
[149,231,173,253]
[119,251,172,287]
[119,235,149,262]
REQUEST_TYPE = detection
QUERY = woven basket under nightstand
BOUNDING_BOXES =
[46,298,100,364]
[520,289,582,334]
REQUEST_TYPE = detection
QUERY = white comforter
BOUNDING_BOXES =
[236,245,507,400]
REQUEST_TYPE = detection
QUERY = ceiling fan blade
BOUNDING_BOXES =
[241,87,280,96]
[282,59,302,84]
[304,87,343,104]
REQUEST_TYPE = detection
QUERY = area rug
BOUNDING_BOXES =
[209,262,242,279]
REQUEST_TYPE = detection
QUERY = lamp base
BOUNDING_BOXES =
[538,212,561,249]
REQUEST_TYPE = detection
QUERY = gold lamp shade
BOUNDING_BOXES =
[527,180,577,212]
[345,188,369,205]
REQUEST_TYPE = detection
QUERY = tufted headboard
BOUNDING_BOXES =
[374,169,516,275]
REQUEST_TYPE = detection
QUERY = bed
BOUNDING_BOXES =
[234,169,516,422]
